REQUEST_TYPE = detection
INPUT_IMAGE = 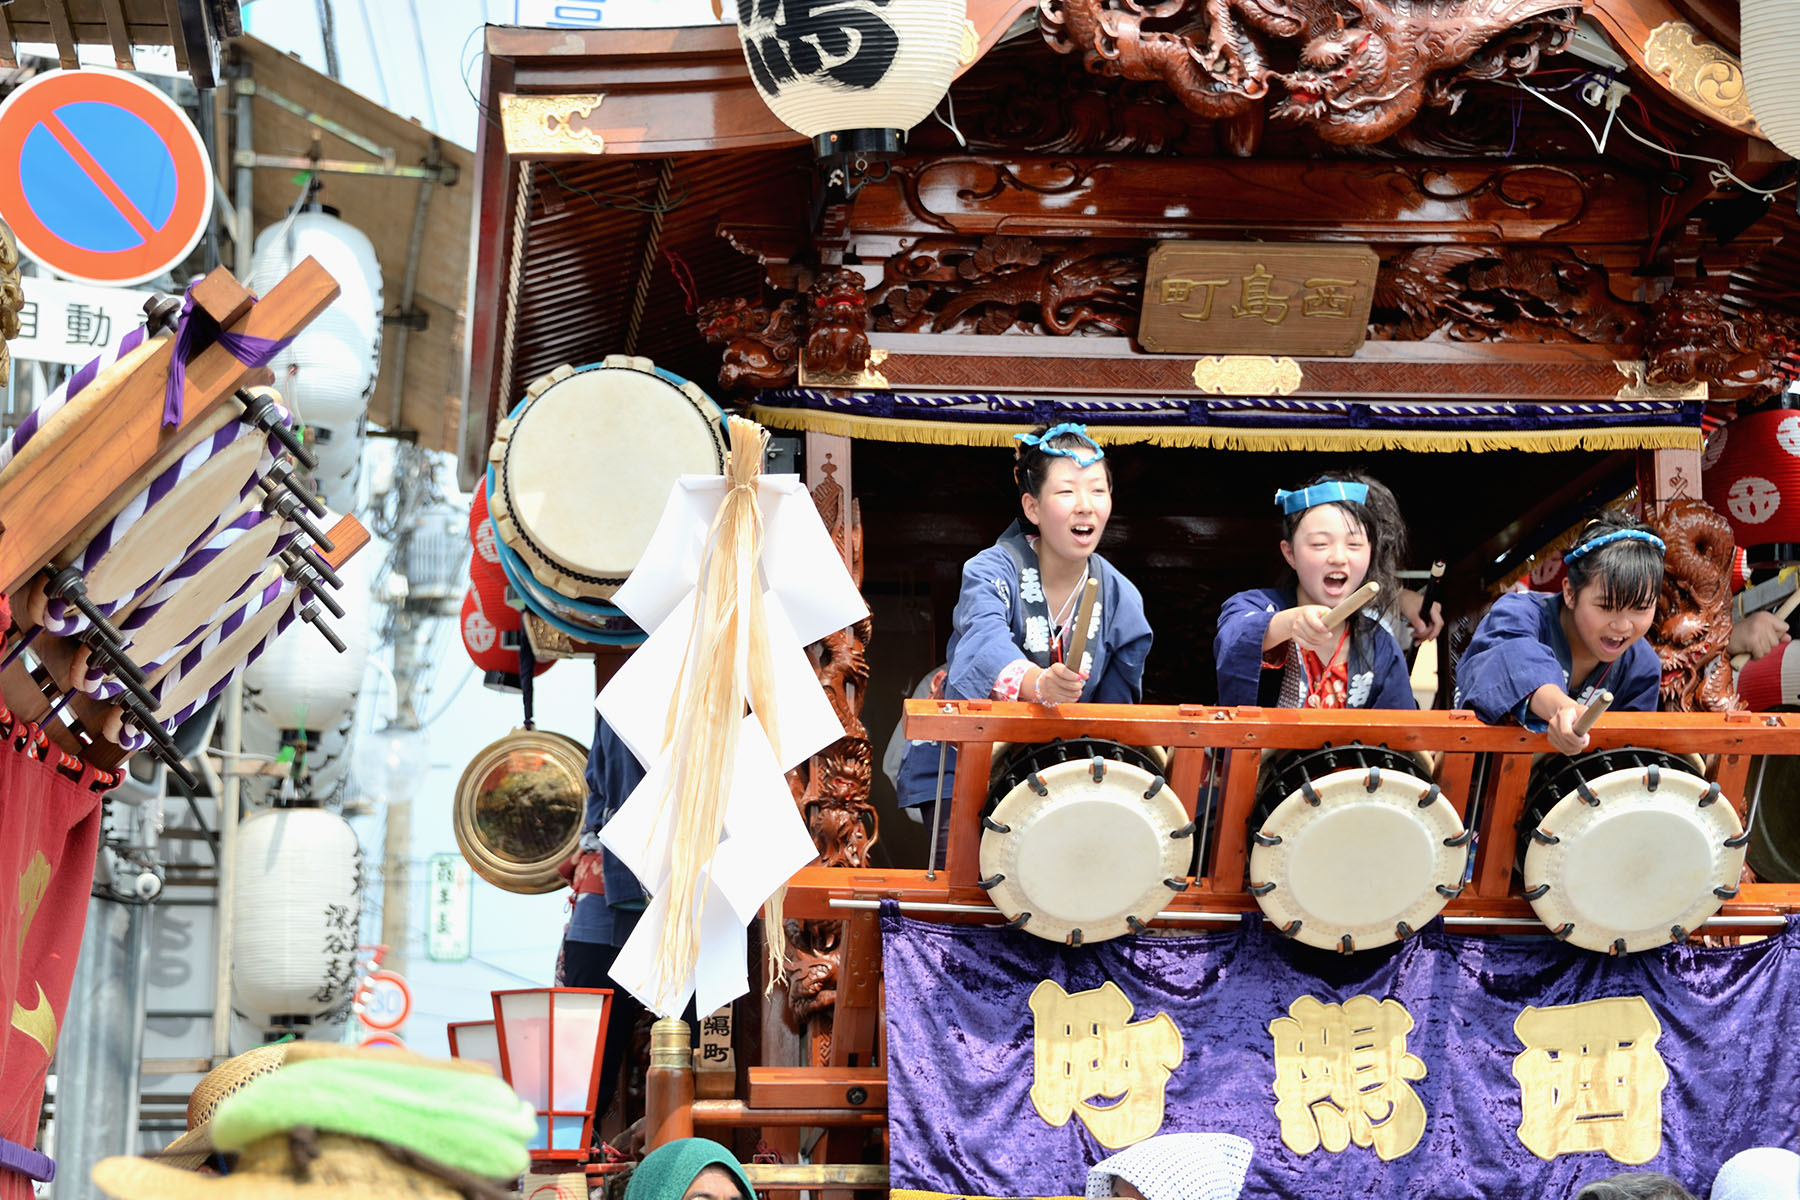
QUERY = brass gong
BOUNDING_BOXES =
[453,728,588,894]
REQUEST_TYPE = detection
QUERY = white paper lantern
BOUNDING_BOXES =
[243,546,375,735]
[736,0,967,160]
[251,211,384,352]
[1742,0,1800,160]
[230,806,364,1029]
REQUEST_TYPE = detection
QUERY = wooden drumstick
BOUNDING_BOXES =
[1572,690,1613,736]
[1729,588,1800,673]
[1323,581,1380,629]
[1063,577,1101,671]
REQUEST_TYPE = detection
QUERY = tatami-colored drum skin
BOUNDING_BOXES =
[488,356,727,601]
[453,728,588,895]
[1249,744,1469,954]
[1519,748,1745,954]
[979,739,1191,945]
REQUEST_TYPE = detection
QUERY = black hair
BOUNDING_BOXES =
[1573,1172,1697,1200]
[1014,425,1114,499]
[1564,511,1664,611]
[1278,471,1408,621]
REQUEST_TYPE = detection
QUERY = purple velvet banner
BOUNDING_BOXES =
[881,907,1800,1200]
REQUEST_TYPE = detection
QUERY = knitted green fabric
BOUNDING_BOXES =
[624,1138,755,1200]
[209,1058,536,1180]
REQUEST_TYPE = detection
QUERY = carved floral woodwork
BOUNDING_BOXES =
[783,466,875,1026]
[1650,499,1742,714]
[873,235,1143,337]
[697,295,800,389]
[1039,0,1578,146]
[1372,246,1642,346]
[1646,288,1800,405]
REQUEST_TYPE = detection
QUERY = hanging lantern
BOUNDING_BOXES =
[244,544,376,734]
[1702,407,1800,567]
[735,0,970,185]
[1742,0,1800,160]
[491,988,613,1161]
[460,588,550,693]
[231,806,364,1031]
[447,1019,505,1078]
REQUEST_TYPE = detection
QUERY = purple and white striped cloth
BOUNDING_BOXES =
[42,406,292,636]
[78,512,303,700]
[0,325,159,474]
[116,577,311,752]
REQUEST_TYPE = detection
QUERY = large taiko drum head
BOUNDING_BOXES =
[1520,748,1743,954]
[1249,744,1468,953]
[979,740,1190,945]
[489,357,726,600]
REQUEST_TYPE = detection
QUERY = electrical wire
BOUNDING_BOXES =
[1509,76,1797,197]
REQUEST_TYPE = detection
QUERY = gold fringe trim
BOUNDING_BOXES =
[748,406,1703,454]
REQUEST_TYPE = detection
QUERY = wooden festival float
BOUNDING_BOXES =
[0,231,371,1196]
[459,1,1800,1193]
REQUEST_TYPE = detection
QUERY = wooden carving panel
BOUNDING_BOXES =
[1650,499,1741,714]
[1039,0,1579,146]
[1646,288,1800,405]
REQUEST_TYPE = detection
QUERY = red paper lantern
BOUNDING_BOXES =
[459,588,549,693]
[1703,409,1800,566]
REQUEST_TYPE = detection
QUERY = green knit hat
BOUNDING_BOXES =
[625,1138,756,1200]
[210,1056,536,1180]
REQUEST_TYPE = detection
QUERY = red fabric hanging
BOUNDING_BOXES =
[0,737,105,1196]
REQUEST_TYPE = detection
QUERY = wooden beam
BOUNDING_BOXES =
[44,0,78,68]
[97,0,135,70]
[849,159,1650,246]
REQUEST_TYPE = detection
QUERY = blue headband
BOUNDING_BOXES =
[1014,423,1105,468]
[1274,481,1369,515]
[1563,529,1666,564]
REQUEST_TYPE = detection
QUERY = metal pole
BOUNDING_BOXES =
[210,680,243,1062]
[232,63,255,280]
[379,793,411,976]
[384,141,440,431]
[54,894,150,1196]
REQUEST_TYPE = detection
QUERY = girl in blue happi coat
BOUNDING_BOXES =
[1214,473,1420,710]
[1455,512,1664,755]
[896,424,1153,824]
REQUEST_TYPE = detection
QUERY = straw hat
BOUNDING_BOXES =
[147,1041,496,1172]
[93,1045,527,1200]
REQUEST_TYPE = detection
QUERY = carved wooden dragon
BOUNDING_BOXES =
[1042,0,1578,145]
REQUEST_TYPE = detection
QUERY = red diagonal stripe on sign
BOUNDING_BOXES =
[42,109,156,243]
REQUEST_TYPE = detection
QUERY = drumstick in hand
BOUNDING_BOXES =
[1572,690,1613,736]
[1729,588,1800,672]
[1323,581,1380,629]
[1063,577,1101,672]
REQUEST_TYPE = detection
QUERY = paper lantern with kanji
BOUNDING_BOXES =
[1703,409,1800,566]
[735,0,968,165]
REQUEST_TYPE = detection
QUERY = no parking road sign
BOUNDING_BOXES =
[0,70,214,286]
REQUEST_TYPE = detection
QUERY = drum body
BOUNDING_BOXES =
[488,356,726,601]
[978,739,1190,945]
[1518,748,1744,954]
[1249,744,1467,953]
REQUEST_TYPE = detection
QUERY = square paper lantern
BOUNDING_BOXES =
[491,988,614,1160]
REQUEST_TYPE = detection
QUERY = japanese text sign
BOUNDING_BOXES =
[6,276,154,367]
[1139,242,1378,358]
[881,908,1800,1200]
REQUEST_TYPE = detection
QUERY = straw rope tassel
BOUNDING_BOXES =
[654,417,785,1009]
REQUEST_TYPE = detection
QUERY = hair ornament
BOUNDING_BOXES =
[1274,480,1370,515]
[1563,528,1667,564]
[1014,422,1106,468]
